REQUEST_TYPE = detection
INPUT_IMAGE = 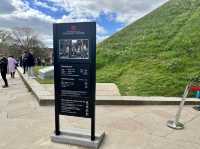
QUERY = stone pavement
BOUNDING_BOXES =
[1,73,200,149]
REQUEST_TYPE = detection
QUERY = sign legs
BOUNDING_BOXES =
[55,114,60,135]
[91,115,95,141]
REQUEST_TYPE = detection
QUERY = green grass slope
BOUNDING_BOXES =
[96,0,200,96]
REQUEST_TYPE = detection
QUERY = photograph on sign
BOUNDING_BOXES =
[59,39,89,59]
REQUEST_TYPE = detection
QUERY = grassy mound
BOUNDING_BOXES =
[96,0,200,96]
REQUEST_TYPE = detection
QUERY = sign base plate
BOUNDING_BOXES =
[167,120,184,130]
[51,128,105,149]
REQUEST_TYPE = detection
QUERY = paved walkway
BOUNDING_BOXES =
[1,73,200,149]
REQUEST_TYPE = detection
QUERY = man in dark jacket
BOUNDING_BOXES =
[0,56,8,88]
[22,51,28,74]
[27,50,35,78]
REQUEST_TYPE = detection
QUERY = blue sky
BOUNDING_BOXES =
[0,0,168,47]
[25,0,125,36]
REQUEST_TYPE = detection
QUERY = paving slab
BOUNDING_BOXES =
[1,71,200,148]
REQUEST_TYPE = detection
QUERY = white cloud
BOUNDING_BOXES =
[56,15,90,23]
[40,34,53,48]
[33,0,59,12]
[97,35,109,43]
[113,0,169,24]
[0,0,169,48]
[0,0,54,47]
[0,0,15,14]
[97,24,107,35]
[47,0,169,24]
[11,0,29,11]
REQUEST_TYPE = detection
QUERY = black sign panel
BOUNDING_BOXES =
[53,22,96,118]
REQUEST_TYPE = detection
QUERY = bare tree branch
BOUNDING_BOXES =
[11,27,43,51]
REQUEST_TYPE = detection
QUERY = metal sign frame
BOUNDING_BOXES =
[53,22,96,141]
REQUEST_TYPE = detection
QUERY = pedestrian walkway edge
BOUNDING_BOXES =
[17,68,200,106]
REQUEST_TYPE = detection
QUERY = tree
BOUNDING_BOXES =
[11,27,43,51]
[0,30,11,43]
[1,27,49,61]
[10,27,49,59]
[0,30,12,56]
[0,30,12,47]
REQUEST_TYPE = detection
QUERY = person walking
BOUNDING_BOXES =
[19,55,23,67]
[0,56,8,88]
[27,50,35,78]
[22,51,28,74]
[8,56,17,78]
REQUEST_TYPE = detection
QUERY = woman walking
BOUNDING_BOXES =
[8,56,17,78]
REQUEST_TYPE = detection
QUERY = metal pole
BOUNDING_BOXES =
[174,84,190,124]
[167,83,191,129]
[91,24,96,141]
[55,112,60,135]
[91,113,95,141]
[91,93,96,141]
[55,96,60,135]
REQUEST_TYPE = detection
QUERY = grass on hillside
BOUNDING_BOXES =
[33,0,200,97]
[96,0,200,96]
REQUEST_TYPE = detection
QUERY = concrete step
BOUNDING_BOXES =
[17,67,200,106]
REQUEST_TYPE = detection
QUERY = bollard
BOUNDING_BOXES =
[167,83,191,129]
